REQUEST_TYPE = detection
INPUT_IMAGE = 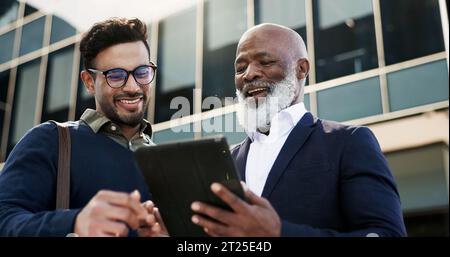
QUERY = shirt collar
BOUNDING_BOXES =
[79,108,153,136]
[247,102,308,142]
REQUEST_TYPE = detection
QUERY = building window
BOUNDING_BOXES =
[75,59,95,120]
[50,15,76,44]
[155,7,196,123]
[0,0,19,27]
[0,70,10,158]
[303,93,310,111]
[255,0,307,44]
[386,143,449,236]
[387,60,449,112]
[24,3,38,17]
[153,123,194,144]
[201,112,246,145]
[313,0,378,82]
[317,77,382,121]
[202,0,247,108]
[8,58,41,155]
[0,29,15,64]
[254,0,309,86]
[0,70,9,104]
[41,46,75,122]
[19,16,45,56]
[380,0,445,65]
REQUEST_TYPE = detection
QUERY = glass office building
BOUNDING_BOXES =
[0,0,448,236]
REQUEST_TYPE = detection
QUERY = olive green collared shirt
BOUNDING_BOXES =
[80,109,155,151]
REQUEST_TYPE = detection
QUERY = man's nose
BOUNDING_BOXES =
[122,75,140,93]
[243,64,262,82]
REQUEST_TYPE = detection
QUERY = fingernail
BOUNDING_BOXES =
[131,190,141,199]
[191,202,200,211]
[240,181,247,191]
[211,183,221,193]
[192,216,199,224]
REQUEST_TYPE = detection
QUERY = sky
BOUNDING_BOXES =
[25,0,197,31]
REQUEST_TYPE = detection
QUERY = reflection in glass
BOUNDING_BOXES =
[386,144,448,213]
[75,60,95,120]
[0,69,9,104]
[155,7,196,123]
[0,29,15,64]
[0,106,4,160]
[202,0,247,107]
[8,58,41,154]
[387,60,449,112]
[0,0,19,27]
[313,0,378,82]
[153,124,194,144]
[24,4,38,17]
[317,77,382,121]
[303,93,310,111]
[19,16,45,56]
[380,0,445,65]
[50,15,76,44]
[201,113,246,145]
[255,0,309,86]
[42,46,75,122]
[255,0,307,42]
[0,70,10,153]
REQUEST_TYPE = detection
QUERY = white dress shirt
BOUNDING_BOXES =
[245,102,307,196]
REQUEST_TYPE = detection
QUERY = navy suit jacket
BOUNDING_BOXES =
[231,112,407,236]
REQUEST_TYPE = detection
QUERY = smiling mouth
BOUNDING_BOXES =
[115,96,144,112]
[118,98,142,104]
[245,87,270,98]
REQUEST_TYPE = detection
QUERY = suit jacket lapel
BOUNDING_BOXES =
[261,112,317,198]
[234,137,251,182]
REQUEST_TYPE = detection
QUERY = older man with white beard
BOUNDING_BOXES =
[190,23,407,237]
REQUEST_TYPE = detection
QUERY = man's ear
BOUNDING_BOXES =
[80,70,95,96]
[295,58,310,80]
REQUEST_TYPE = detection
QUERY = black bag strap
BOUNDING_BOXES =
[50,121,71,210]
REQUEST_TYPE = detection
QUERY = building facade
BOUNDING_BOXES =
[0,0,449,236]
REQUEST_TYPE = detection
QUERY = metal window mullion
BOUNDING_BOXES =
[372,0,390,114]
[194,0,204,139]
[147,22,159,125]
[33,15,52,125]
[0,67,17,162]
[0,2,26,161]
[17,1,25,21]
[438,0,449,73]
[247,0,255,28]
[68,40,81,121]
[305,0,317,116]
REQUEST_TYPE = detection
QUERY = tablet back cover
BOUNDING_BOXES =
[134,137,244,236]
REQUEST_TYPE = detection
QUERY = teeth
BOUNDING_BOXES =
[248,88,267,95]
[119,98,141,104]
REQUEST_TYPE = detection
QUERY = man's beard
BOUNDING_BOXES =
[98,93,148,127]
[236,71,298,133]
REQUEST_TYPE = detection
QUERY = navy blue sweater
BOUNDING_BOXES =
[0,121,151,236]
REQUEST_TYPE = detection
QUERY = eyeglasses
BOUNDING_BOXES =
[88,63,157,88]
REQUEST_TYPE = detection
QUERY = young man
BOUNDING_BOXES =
[0,18,162,237]
[190,23,407,237]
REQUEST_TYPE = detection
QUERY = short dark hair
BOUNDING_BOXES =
[80,18,150,70]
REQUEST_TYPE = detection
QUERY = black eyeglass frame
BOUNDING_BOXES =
[87,63,157,88]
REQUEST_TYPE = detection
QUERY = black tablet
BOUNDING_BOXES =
[134,136,245,236]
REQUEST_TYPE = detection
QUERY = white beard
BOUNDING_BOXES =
[236,72,298,133]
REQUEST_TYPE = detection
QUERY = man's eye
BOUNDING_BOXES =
[261,60,275,66]
[235,66,246,74]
